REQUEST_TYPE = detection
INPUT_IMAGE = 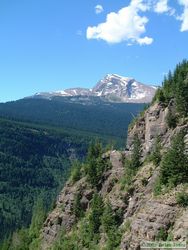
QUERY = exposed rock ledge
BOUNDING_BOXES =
[40,102,188,250]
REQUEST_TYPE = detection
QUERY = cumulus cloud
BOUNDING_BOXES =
[153,0,188,31]
[137,36,154,45]
[87,0,188,45]
[154,0,170,13]
[178,0,188,31]
[87,0,153,45]
[153,0,175,15]
[95,5,104,14]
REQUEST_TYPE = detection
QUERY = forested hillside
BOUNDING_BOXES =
[0,97,145,147]
[0,118,92,243]
[0,93,145,246]
[3,60,186,250]
[1,60,187,249]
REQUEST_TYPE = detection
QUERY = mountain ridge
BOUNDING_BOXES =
[33,74,157,103]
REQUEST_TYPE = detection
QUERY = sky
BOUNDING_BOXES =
[0,0,188,102]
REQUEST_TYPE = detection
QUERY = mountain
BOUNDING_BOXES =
[33,74,157,103]
[38,97,188,250]
[92,74,157,103]
[3,60,187,250]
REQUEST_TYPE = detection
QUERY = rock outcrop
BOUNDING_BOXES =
[40,101,188,250]
[127,101,188,157]
[41,178,94,249]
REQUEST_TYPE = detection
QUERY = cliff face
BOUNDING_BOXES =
[127,101,188,156]
[40,101,188,250]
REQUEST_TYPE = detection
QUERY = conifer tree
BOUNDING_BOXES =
[175,77,188,117]
[88,193,103,234]
[85,141,110,187]
[101,203,116,233]
[29,197,46,240]
[131,135,142,169]
[73,192,83,219]
[160,132,188,186]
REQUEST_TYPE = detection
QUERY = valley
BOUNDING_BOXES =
[0,97,146,147]
[1,1,188,249]
[1,60,187,249]
[0,96,145,245]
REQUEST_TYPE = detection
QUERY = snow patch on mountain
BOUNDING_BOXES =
[33,74,157,103]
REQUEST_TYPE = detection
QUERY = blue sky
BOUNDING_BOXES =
[0,0,188,102]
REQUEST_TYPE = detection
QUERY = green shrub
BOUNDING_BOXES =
[153,178,162,196]
[141,178,148,186]
[156,228,168,241]
[176,192,188,207]
[167,231,173,241]
[122,219,131,233]
[70,161,82,183]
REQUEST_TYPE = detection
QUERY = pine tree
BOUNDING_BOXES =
[160,132,188,186]
[73,192,83,219]
[152,59,188,117]
[87,141,102,161]
[29,196,46,240]
[166,110,177,129]
[101,203,116,233]
[101,204,122,250]
[85,141,110,187]
[163,71,174,102]
[88,193,103,234]
[71,161,82,183]
[175,77,188,117]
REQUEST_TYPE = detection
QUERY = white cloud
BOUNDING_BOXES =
[137,36,154,45]
[153,0,175,16]
[154,0,170,13]
[87,0,153,45]
[178,0,188,31]
[178,0,188,6]
[95,5,104,14]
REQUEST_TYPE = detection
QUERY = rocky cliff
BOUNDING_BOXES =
[39,99,188,250]
[127,100,188,156]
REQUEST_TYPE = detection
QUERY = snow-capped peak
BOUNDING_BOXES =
[33,74,157,103]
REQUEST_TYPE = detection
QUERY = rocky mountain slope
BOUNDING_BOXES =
[39,99,188,250]
[3,61,187,250]
[33,74,157,103]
